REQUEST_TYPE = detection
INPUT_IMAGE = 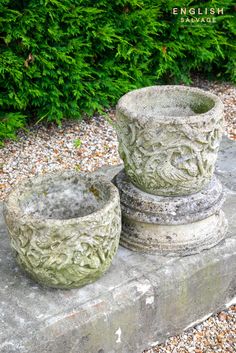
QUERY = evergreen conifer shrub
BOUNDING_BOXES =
[0,0,235,142]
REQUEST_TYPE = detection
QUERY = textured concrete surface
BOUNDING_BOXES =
[116,85,224,196]
[0,137,235,353]
[216,136,236,192]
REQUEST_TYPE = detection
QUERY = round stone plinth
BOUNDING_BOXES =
[115,170,227,256]
[116,85,224,196]
[4,171,121,289]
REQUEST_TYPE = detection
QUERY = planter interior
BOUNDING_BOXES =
[117,85,220,121]
[20,175,108,220]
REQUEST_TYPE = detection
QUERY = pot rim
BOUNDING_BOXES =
[4,170,119,226]
[116,85,224,125]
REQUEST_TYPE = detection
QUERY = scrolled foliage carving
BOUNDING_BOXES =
[5,204,121,289]
[116,112,224,196]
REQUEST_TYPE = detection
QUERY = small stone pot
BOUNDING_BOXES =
[3,171,121,289]
[116,85,224,196]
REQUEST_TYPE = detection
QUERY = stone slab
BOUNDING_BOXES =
[0,137,235,353]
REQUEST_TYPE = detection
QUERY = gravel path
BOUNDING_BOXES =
[0,115,121,201]
[145,306,236,353]
[0,79,235,352]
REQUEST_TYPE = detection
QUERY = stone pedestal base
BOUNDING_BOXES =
[115,171,228,256]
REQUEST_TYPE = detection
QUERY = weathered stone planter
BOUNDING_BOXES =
[3,171,121,289]
[116,85,224,196]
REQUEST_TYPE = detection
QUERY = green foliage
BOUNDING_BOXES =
[0,0,235,142]
[73,138,82,148]
[0,112,26,146]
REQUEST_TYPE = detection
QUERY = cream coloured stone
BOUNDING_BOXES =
[115,170,228,255]
[120,209,227,256]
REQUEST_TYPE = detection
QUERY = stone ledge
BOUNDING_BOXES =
[0,137,235,353]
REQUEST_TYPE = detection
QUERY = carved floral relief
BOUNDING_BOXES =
[116,111,223,196]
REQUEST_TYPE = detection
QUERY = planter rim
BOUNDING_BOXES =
[4,170,119,227]
[116,85,224,125]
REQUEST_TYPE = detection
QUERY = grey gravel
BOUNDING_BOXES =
[0,116,121,201]
[144,306,236,353]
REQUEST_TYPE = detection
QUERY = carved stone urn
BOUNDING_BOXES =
[116,86,224,196]
[3,171,121,289]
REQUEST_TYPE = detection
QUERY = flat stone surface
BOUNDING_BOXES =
[0,137,235,353]
[216,136,236,192]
